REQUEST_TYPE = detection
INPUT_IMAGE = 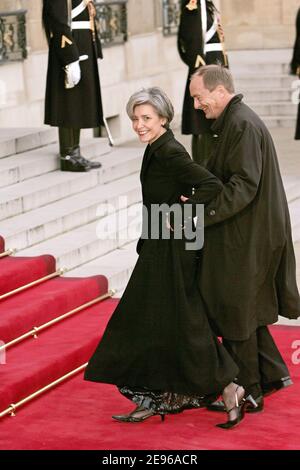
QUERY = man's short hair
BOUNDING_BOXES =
[191,65,235,94]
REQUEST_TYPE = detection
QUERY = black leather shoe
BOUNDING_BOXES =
[60,154,90,172]
[262,376,293,397]
[112,406,165,423]
[216,386,258,430]
[72,145,102,169]
[244,395,264,413]
[207,395,264,413]
[77,155,102,169]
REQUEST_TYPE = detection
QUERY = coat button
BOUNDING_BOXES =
[209,209,216,216]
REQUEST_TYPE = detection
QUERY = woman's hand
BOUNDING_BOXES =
[180,195,189,203]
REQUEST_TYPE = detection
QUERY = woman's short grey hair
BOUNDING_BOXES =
[126,87,174,128]
[191,65,235,94]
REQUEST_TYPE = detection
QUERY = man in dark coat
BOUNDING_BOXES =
[290,7,300,140]
[43,0,104,171]
[177,0,228,163]
[187,65,300,411]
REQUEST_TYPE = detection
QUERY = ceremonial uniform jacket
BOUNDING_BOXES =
[43,0,104,128]
[177,0,227,135]
[290,8,300,139]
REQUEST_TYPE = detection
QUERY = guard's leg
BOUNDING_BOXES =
[58,127,90,172]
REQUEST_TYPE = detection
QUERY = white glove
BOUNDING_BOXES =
[64,60,81,89]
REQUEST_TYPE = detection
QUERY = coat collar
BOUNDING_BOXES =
[211,94,243,134]
[140,129,174,183]
[147,128,174,155]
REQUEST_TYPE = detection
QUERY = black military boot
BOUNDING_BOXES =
[72,145,102,169]
[59,127,91,172]
[60,149,90,172]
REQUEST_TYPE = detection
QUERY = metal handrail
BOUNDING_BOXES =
[0,289,116,352]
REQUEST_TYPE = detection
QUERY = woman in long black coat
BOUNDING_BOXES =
[84,87,256,429]
[290,7,300,140]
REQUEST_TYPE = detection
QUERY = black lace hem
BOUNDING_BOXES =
[119,386,218,415]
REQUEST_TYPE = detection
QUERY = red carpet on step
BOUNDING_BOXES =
[0,275,108,343]
[0,255,56,295]
[0,298,117,411]
[1,324,300,450]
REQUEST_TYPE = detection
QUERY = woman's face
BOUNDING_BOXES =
[131,104,166,145]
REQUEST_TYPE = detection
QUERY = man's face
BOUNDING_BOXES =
[189,76,223,119]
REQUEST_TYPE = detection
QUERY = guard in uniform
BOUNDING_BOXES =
[177,0,228,164]
[43,0,104,171]
[290,7,300,140]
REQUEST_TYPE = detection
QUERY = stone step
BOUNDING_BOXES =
[228,48,292,66]
[283,175,300,204]
[0,173,141,250]
[0,147,141,221]
[263,116,297,129]
[235,74,294,90]
[0,128,57,160]
[289,199,300,243]
[242,88,293,103]
[0,137,111,189]
[18,203,142,272]
[68,241,138,295]
[232,63,290,75]
[250,102,297,117]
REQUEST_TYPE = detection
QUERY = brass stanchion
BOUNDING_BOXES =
[0,363,88,419]
[0,289,116,352]
[0,248,17,259]
[0,267,68,301]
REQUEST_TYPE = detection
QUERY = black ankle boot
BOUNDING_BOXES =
[72,146,102,169]
[60,151,90,172]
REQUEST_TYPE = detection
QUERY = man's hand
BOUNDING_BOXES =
[180,195,189,203]
[64,60,81,89]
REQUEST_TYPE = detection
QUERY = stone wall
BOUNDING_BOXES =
[0,0,298,134]
[0,0,187,139]
[220,0,299,50]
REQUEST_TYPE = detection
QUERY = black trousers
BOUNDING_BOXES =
[223,326,291,398]
[58,127,80,156]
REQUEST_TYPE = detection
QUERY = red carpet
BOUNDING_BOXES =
[0,275,108,343]
[0,255,56,295]
[0,298,116,411]
[0,234,300,450]
[1,323,300,449]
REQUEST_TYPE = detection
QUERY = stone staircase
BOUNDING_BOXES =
[229,49,298,129]
[0,49,299,298]
[0,128,141,295]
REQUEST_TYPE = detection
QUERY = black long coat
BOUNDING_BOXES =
[195,95,300,341]
[290,7,300,140]
[43,0,104,128]
[177,0,227,135]
[84,130,238,395]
